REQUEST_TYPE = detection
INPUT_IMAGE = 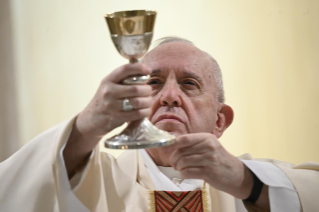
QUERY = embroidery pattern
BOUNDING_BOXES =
[149,190,205,212]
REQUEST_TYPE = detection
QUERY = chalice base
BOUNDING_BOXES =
[105,118,175,149]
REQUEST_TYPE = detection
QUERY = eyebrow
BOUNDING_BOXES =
[151,69,162,75]
[182,71,203,84]
[151,69,203,84]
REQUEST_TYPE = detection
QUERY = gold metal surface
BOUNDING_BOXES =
[105,10,156,61]
[105,10,156,36]
[103,10,175,149]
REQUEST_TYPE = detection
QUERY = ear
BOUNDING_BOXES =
[213,104,234,138]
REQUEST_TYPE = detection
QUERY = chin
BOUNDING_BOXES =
[154,123,187,137]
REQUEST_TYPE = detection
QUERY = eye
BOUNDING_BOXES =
[182,79,199,87]
[184,80,196,86]
[147,78,162,85]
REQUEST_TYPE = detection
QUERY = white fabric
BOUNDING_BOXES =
[157,166,182,179]
[242,160,301,212]
[0,117,89,212]
[0,116,311,212]
[139,149,203,191]
[59,128,301,212]
[139,150,301,212]
[69,147,95,190]
[56,128,90,212]
[139,149,248,211]
[158,166,203,191]
[139,149,184,191]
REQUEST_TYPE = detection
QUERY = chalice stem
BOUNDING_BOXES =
[104,10,175,149]
[130,58,138,63]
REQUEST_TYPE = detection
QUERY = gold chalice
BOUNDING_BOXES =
[104,10,175,149]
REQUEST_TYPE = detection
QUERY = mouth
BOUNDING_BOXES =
[154,114,183,124]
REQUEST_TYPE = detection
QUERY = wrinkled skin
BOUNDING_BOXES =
[64,41,269,210]
[63,63,153,175]
[142,42,252,199]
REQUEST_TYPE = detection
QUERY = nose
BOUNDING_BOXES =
[159,81,182,107]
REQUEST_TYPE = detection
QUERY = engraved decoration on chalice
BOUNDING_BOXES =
[104,10,175,149]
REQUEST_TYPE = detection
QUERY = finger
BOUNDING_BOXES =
[169,136,218,169]
[120,108,152,122]
[172,139,211,157]
[125,97,153,110]
[179,167,205,180]
[111,97,153,111]
[162,134,206,153]
[107,63,152,83]
[176,154,209,171]
[113,84,152,99]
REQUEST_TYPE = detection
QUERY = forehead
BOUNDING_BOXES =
[142,42,214,79]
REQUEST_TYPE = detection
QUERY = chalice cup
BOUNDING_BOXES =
[104,10,175,149]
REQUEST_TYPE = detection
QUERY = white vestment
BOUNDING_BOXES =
[0,116,319,212]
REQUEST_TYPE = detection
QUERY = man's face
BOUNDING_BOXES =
[143,42,220,137]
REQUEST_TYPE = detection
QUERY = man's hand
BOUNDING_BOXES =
[167,133,252,198]
[165,133,270,210]
[75,63,152,141]
[63,63,152,177]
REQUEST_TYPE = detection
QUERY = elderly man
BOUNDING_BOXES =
[0,37,318,212]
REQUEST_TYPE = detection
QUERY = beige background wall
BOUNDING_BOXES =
[2,0,318,164]
[0,0,20,162]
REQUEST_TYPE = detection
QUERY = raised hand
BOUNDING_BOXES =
[64,63,152,177]
[76,63,152,140]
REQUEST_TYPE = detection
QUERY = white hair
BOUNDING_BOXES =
[151,36,225,103]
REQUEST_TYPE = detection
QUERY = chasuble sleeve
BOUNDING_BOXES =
[239,154,319,212]
[276,162,319,212]
[253,159,319,212]
[243,160,300,212]
[0,116,90,212]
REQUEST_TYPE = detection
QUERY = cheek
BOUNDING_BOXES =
[188,98,217,133]
[149,96,160,119]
